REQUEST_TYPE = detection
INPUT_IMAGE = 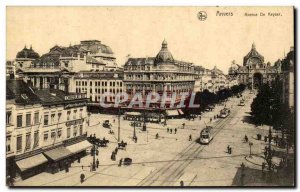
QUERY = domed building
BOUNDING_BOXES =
[154,39,174,65]
[124,40,195,117]
[15,45,40,69]
[228,43,281,89]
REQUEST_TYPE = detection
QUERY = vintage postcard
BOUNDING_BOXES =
[6,6,295,187]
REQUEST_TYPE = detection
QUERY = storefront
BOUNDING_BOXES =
[66,140,92,161]
[15,153,48,180]
[43,146,73,174]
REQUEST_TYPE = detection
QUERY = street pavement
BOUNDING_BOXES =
[15,90,293,186]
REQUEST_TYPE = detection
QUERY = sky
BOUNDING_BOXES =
[6,6,294,73]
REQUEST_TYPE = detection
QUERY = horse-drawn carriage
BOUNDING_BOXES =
[118,141,127,150]
[123,158,132,166]
[94,138,110,147]
[103,120,112,128]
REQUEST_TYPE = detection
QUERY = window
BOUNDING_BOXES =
[73,126,77,136]
[51,131,56,139]
[79,109,83,118]
[58,112,62,121]
[67,127,71,138]
[17,115,22,128]
[57,129,62,138]
[34,112,39,124]
[6,111,11,125]
[26,113,31,126]
[25,134,31,150]
[33,131,39,149]
[67,111,71,121]
[17,135,22,151]
[44,114,49,125]
[51,113,55,124]
[6,136,11,152]
[44,132,48,141]
[73,110,77,119]
[79,125,83,136]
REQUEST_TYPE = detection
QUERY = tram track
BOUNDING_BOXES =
[137,101,241,186]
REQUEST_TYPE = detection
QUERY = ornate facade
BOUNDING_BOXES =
[228,43,281,89]
[123,40,195,109]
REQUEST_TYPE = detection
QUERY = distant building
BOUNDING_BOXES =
[194,66,228,93]
[6,79,90,180]
[228,43,281,89]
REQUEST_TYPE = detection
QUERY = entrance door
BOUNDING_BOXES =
[253,72,263,89]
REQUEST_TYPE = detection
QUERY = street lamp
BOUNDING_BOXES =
[91,144,98,171]
[249,142,253,158]
[87,112,91,126]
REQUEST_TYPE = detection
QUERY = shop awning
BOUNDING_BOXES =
[66,140,93,154]
[177,109,184,115]
[16,153,48,172]
[166,110,179,116]
[125,112,142,116]
[43,146,73,161]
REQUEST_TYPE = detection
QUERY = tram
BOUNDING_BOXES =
[199,126,213,144]
[239,99,245,106]
[220,108,230,118]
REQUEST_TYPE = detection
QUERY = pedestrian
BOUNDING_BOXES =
[156,133,159,139]
[180,180,184,187]
[80,173,85,183]
[241,162,245,171]
[65,163,69,173]
[170,129,173,134]
[244,135,248,142]
[119,158,123,167]
[96,158,99,168]
[82,165,84,170]
[264,150,267,159]
[229,147,232,154]
[175,128,177,134]
[227,145,230,154]
[262,162,266,172]
[167,128,169,133]
[189,134,192,141]
[115,147,118,154]
[182,123,185,129]
[111,152,116,161]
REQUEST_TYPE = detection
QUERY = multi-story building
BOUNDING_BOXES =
[194,65,229,93]
[228,43,281,89]
[73,70,124,108]
[16,40,119,93]
[6,79,90,180]
[6,61,16,79]
[123,40,195,112]
[281,47,294,112]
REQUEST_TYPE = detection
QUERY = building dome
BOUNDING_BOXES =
[16,45,40,59]
[243,43,264,66]
[154,40,174,64]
